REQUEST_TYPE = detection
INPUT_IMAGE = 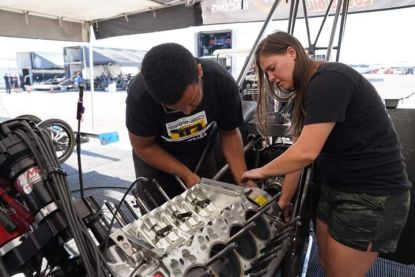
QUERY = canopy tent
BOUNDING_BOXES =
[0,0,414,41]
[89,47,146,67]
[26,51,64,69]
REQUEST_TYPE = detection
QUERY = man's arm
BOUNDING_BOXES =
[219,128,253,186]
[129,132,200,187]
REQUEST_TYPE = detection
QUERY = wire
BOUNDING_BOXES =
[103,177,149,253]
[193,123,218,174]
[32,122,111,276]
[70,185,129,193]
[128,260,145,277]
[40,262,50,277]
[5,121,128,276]
[14,124,96,274]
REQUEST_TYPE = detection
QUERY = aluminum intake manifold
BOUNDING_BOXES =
[106,178,290,277]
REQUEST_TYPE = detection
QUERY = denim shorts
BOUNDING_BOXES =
[317,185,410,253]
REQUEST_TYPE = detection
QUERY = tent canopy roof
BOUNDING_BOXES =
[0,0,189,22]
[0,0,201,41]
[0,0,414,42]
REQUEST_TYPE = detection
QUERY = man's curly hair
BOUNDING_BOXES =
[141,43,198,105]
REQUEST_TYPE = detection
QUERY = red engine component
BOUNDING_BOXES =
[0,188,32,248]
[0,208,30,248]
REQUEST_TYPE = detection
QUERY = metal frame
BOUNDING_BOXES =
[237,0,352,84]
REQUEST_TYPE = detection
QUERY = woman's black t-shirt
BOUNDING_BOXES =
[304,62,411,195]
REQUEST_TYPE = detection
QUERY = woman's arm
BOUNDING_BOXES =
[241,122,335,181]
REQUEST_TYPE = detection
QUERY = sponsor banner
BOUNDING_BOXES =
[202,0,415,25]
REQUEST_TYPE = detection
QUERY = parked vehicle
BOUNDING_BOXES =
[32,77,75,92]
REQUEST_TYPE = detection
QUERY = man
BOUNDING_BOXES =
[126,43,253,208]
[3,74,11,93]
[74,72,84,89]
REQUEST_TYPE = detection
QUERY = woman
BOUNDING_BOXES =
[241,31,411,276]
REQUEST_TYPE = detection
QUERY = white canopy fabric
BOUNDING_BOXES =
[0,0,199,41]
[0,0,184,22]
[0,0,414,41]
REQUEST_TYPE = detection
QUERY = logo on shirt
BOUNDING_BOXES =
[162,111,212,142]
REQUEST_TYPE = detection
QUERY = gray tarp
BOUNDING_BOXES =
[93,3,203,39]
[0,9,87,41]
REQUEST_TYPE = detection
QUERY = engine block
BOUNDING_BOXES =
[106,179,292,277]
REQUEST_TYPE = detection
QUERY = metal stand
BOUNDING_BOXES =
[76,85,85,199]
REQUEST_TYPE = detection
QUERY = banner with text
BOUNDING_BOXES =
[201,0,415,25]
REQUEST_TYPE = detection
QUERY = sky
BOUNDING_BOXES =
[0,6,414,66]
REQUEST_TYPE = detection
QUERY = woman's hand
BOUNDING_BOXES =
[277,199,292,222]
[278,199,291,213]
[240,167,267,183]
[241,179,258,188]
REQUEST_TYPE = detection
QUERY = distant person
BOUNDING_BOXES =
[126,43,255,209]
[24,75,31,93]
[241,31,411,277]
[74,72,85,89]
[24,75,31,86]
[225,34,232,48]
[3,74,11,93]
[207,35,216,55]
[99,72,106,82]
[98,73,108,90]
[12,75,19,92]
[19,75,25,91]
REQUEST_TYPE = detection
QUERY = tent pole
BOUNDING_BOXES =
[236,0,281,88]
[89,24,95,131]
[335,0,350,61]
[326,0,343,61]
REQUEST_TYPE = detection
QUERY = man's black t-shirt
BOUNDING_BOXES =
[304,62,411,195]
[126,58,243,161]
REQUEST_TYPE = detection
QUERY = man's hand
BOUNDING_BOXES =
[240,167,267,184]
[182,172,201,188]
